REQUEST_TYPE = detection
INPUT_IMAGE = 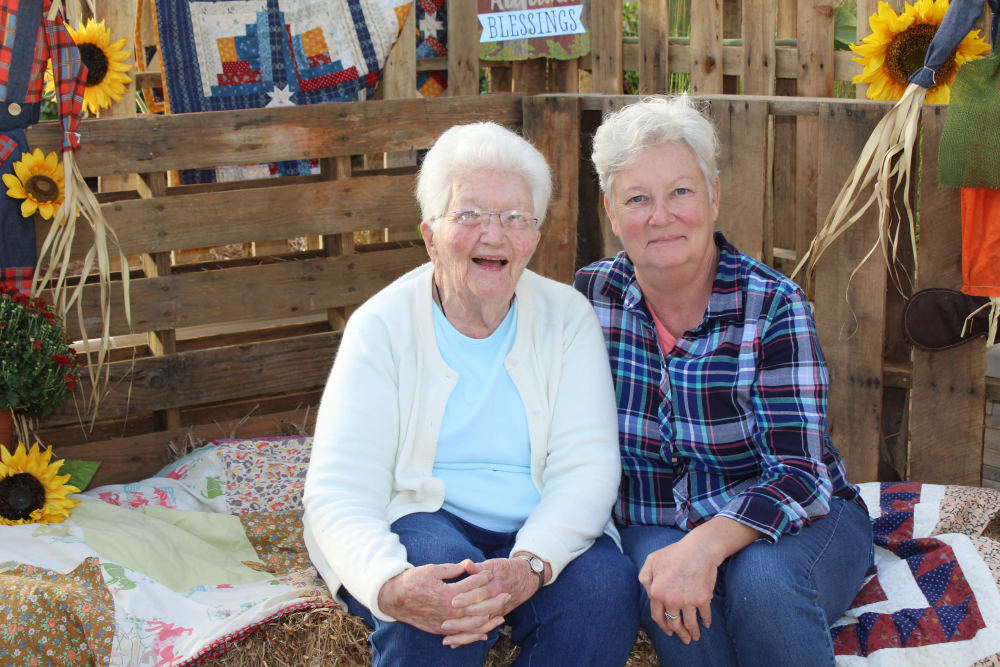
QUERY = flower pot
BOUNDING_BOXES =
[0,410,13,448]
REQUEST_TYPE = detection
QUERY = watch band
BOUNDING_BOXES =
[513,552,546,590]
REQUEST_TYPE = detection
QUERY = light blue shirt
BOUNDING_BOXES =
[431,299,540,532]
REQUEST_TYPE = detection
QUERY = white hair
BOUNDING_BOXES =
[416,122,552,229]
[591,95,720,204]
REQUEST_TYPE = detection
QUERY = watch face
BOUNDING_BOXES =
[529,557,544,573]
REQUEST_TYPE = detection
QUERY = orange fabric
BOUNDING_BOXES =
[960,187,1000,297]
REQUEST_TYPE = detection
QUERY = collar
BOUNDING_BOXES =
[601,231,745,332]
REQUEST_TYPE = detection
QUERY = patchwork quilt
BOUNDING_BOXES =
[1,437,1000,665]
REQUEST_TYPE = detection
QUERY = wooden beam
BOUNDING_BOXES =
[592,0,623,94]
[524,96,580,283]
[447,0,480,96]
[690,0,724,94]
[639,0,670,94]
[742,0,776,96]
[909,107,986,486]
[812,102,885,485]
[26,95,524,177]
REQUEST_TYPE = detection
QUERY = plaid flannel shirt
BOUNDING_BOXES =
[0,0,85,153]
[574,232,861,542]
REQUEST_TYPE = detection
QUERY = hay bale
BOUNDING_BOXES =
[202,604,659,666]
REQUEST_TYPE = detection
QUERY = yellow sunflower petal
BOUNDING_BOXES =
[37,201,55,219]
[2,173,26,198]
[20,198,38,217]
[13,159,30,183]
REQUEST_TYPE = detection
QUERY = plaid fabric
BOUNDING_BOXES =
[1,266,33,293]
[574,232,861,542]
[0,131,14,161]
[0,0,85,150]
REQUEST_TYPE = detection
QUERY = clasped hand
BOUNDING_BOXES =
[640,537,718,645]
[378,557,539,648]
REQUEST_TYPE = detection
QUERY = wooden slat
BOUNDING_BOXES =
[592,0,623,94]
[96,0,138,195]
[383,3,417,101]
[742,0,776,96]
[25,95,523,177]
[491,65,513,93]
[550,59,579,94]
[57,246,428,339]
[690,0,724,94]
[709,99,768,261]
[54,174,419,261]
[812,102,885,485]
[323,156,359,330]
[909,107,986,486]
[524,96,580,284]
[638,0,670,94]
[43,332,344,424]
[50,407,319,487]
[513,60,548,94]
[447,0,480,96]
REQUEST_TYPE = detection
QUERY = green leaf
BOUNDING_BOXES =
[60,459,101,492]
[835,6,858,51]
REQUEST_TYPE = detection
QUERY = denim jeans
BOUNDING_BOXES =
[341,509,639,667]
[620,496,874,667]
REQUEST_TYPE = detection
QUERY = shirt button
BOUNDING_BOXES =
[7,102,21,116]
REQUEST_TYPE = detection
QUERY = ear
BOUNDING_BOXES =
[603,194,620,236]
[420,220,438,260]
[711,177,721,221]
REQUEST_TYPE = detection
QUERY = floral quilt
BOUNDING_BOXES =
[1,436,1000,665]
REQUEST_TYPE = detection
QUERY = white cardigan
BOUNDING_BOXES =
[302,263,622,621]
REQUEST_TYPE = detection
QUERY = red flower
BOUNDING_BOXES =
[0,321,5,328]
[64,374,77,391]
[52,354,73,367]
[32,340,43,351]
[12,293,29,305]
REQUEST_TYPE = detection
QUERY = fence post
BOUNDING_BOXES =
[690,0,724,93]
[742,0,776,95]
[909,107,986,486]
[639,0,670,94]
[592,0,623,94]
[524,96,581,283]
[447,0,480,96]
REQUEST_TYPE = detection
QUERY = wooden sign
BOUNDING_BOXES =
[477,0,591,61]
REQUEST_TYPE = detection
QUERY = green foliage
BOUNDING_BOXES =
[60,459,101,492]
[0,284,82,417]
[834,6,858,50]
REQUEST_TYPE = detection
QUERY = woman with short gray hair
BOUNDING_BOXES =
[576,96,873,666]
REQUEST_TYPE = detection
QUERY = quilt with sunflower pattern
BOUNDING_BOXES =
[3,436,1000,665]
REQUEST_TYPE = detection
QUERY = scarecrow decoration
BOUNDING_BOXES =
[1,0,133,425]
[795,0,999,350]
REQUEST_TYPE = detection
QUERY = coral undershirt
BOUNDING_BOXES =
[648,305,677,353]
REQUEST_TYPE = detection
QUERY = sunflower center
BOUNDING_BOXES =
[78,42,109,87]
[24,174,59,203]
[886,23,956,87]
[0,473,47,521]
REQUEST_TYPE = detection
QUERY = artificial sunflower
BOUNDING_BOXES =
[46,18,132,115]
[852,0,990,103]
[1,148,64,220]
[0,442,80,525]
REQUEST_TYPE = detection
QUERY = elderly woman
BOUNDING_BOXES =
[303,121,638,666]
[573,96,874,666]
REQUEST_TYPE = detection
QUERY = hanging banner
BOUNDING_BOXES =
[477,0,591,61]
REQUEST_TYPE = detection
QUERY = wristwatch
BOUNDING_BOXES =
[513,552,546,590]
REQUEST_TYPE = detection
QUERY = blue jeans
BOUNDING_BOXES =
[621,496,874,667]
[342,509,639,666]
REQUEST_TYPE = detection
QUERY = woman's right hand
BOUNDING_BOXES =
[377,559,509,646]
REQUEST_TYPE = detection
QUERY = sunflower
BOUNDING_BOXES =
[46,18,132,115]
[0,442,80,525]
[2,148,64,220]
[851,0,990,103]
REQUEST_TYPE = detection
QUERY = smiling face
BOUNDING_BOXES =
[606,141,720,281]
[421,168,540,309]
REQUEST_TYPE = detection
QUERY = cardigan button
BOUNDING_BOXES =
[7,102,21,116]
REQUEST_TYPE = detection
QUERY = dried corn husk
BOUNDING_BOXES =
[793,82,927,293]
[32,150,132,426]
[964,297,1000,348]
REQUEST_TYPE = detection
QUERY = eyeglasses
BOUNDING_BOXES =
[433,209,541,231]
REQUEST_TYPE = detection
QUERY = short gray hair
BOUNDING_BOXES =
[416,122,552,229]
[591,95,719,204]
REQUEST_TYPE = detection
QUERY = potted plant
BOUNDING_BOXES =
[0,282,83,446]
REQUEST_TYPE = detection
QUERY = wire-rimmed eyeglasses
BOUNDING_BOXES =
[431,209,541,231]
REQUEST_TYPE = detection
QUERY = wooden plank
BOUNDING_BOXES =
[742,0,776,96]
[56,246,429,339]
[447,0,480,96]
[855,0,878,100]
[491,65,513,93]
[55,174,419,260]
[524,96,580,284]
[638,0,670,94]
[690,0,724,94]
[383,3,419,174]
[323,156,359,330]
[812,102,885,485]
[96,0,138,195]
[42,331,344,424]
[49,407,319,487]
[26,95,524,177]
[550,59,579,94]
[722,0,741,94]
[592,0,623,94]
[513,60,548,94]
[708,99,768,261]
[909,106,986,486]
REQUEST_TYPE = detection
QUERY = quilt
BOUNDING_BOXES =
[1,437,1000,665]
[153,0,411,183]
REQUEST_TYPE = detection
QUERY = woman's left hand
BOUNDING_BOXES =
[639,535,718,644]
[457,557,540,615]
